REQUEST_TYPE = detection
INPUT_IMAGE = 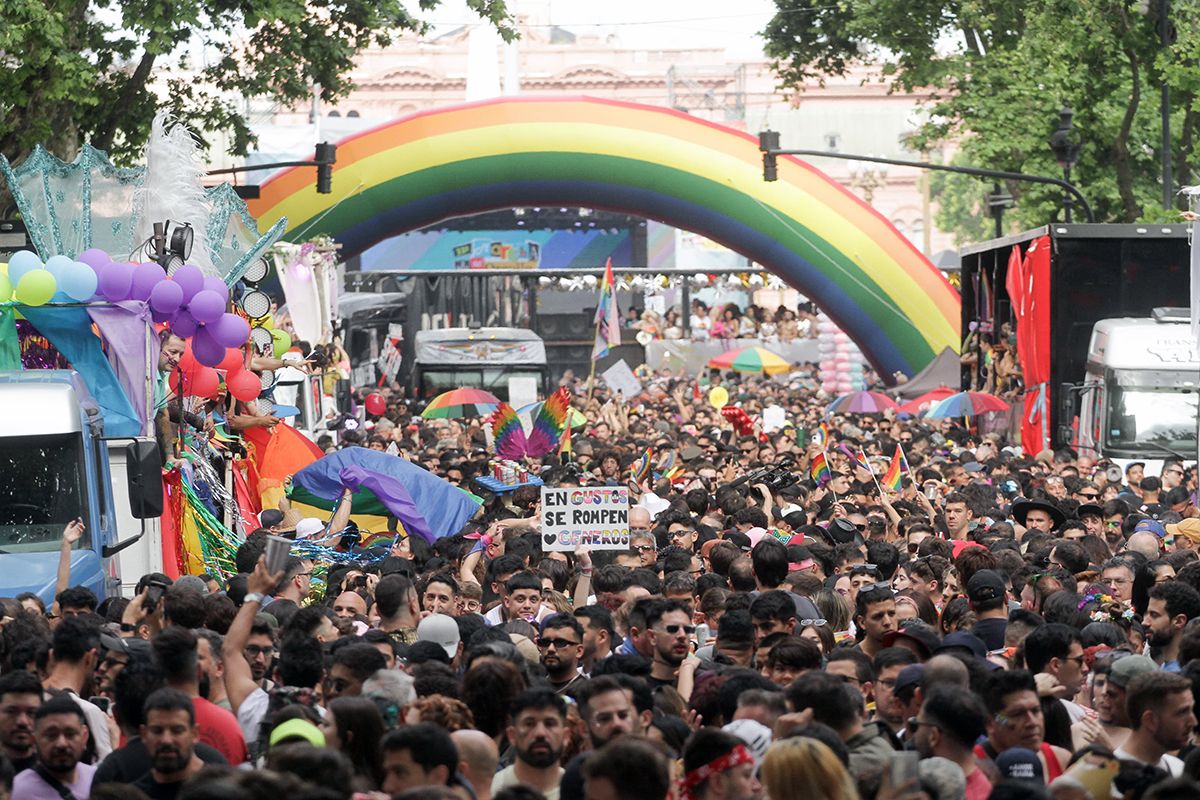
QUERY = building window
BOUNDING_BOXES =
[347,110,360,118]
[328,110,341,117]
[825,133,840,151]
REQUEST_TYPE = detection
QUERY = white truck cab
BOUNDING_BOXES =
[1074,308,1199,464]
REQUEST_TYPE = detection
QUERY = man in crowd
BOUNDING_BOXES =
[493,689,567,799]
[1114,671,1196,776]
[913,686,992,800]
[12,695,93,800]
[0,672,42,774]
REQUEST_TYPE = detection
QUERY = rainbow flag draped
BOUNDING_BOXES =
[591,258,621,360]
[881,446,905,492]
[810,451,831,484]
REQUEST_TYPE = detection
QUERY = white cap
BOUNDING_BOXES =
[722,719,772,764]
[417,614,461,659]
[295,518,325,539]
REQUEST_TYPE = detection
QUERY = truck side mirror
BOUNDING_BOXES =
[126,440,164,519]
[1059,382,1077,422]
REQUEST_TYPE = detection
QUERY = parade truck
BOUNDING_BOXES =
[414,326,550,402]
[958,224,1192,455]
[0,371,163,603]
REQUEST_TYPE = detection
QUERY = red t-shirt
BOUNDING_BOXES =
[194,697,249,765]
[965,767,992,800]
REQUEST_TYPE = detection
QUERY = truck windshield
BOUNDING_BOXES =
[0,433,89,551]
[421,369,545,401]
[1105,384,1199,454]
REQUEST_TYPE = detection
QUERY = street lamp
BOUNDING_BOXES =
[1048,105,1081,223]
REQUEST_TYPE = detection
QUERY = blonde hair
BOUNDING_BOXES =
[761,738,857,800]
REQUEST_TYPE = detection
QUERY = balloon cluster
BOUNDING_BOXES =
[3,248,257,402]
[816,314,865,395]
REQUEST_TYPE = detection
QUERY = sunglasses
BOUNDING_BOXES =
[661,624,696,636]
[538,637,580,650]
[631,544,656,553]
[849,564,880,575]
[858,581,894,596]
[799,618,827,627]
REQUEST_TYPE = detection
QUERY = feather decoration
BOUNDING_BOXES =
[491,403,528,460]
[132,112,216,274]
[525,387,570,458]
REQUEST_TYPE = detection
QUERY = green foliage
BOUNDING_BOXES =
[764,0,1200,239]
[0,0,514,169]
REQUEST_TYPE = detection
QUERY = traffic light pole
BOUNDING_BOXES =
[757,131,1095,224]
[207,143,337,198]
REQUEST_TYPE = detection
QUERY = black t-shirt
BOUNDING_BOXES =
[972,617,1007,652]
[94,737,227,785]
[132,773,185,800]
[8,753,35,774]
[559,752,589,800]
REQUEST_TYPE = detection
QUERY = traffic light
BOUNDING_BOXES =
[315,142,337,194]
[758,130,780,183]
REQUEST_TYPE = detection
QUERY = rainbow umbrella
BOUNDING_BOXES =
[898,387,957,415]
[924,391,1010,418]
[826,390,901,416]
[420,388,501,419]
[707,346,791,375]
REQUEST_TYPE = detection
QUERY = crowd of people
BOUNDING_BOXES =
[6,353,1200,800]
[627,300,820,343]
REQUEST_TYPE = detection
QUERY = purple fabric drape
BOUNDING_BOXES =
[338,465,436,544]
[88,301,156,433]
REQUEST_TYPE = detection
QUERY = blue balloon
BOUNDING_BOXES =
[44,255,74,280]
[60,261,99,302]
[7,251,43,284]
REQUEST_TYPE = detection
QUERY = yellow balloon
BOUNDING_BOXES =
[0,273,11,302]
[708,386,729,409]
[16,269,56,306]
[0,262,7,276]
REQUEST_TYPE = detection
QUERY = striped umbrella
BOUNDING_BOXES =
[924,391,1010,418]
[707,346,791,375]
[420,388,501,419]
[826,390,901,416]
[898,387,957,415]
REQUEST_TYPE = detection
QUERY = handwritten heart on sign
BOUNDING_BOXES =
[543,533,558,547]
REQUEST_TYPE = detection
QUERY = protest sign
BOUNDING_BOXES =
[601,359,643,398]
[540,486,630,551]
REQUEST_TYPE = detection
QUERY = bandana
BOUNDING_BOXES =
[677,744,755,800]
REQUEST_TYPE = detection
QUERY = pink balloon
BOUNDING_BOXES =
[192,327,225,367]
[172,264,205,301]
[189,290,226,325]
[210,313,250,349]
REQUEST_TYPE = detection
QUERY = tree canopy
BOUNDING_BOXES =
[0,0,513,173]
[763,0,1200,235]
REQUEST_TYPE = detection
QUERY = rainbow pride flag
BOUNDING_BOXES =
[881,446,904,492]
[810,451,831,484]
[811,422,831,447]
[591,258,621,360]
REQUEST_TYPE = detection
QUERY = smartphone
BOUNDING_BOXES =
[891,750,919,788]
[88,696,110,714]
[925,485,939,500]
[694,623,711,644]
[144,579,168,613]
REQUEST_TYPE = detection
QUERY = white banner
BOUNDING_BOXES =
[540,487,630,551]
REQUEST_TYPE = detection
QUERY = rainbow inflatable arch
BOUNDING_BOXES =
[248,96,960,378]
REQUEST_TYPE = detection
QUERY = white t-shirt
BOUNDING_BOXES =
[62,692,111,759]
[236,687,269,744]
[1114,746,1184,777]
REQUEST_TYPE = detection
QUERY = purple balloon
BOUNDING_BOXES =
[149,280,184,314]
[192,327,225,368]
[201,277,230,302]
[150,307,175,324]
[188,289,226,325]
[171,309,199,338]
[78,249,111,270]
[98,261,134,302]
[210,313,251,349]
[172,264,205,302]
[130,262,166,302]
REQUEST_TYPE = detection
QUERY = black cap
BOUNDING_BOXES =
[967,569,1006,604]
[826,518,859,545]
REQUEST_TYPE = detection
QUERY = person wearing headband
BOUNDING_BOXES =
[678,728,760,800]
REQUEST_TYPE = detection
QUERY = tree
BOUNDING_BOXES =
[0,0,514,174]
[763,0,1200,230]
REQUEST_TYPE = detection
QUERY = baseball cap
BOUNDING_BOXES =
[1108,654,1157,689]
[1166,518,1200,544]
[936,631,988,660]
[269,718,325,749]
[882,622,941,659]
[967,569,1006,605]
[1134,518,1167,538]
[894,664,925,696]
[295,518,325,539]
[722,719,772,764]
[995,748,1044,784]
[417,613,461,660]
[100,631,151,658]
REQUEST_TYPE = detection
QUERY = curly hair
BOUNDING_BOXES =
[406,694,475,732]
